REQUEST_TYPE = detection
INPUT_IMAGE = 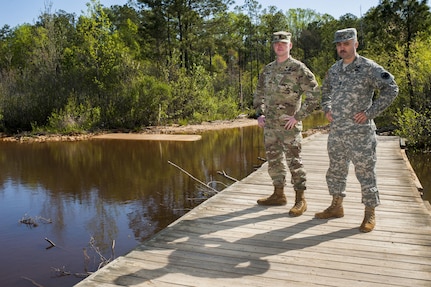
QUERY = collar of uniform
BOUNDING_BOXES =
[275,56,292,66]
[337,55,361,71]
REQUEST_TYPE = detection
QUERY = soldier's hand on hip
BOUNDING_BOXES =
[257,115,266,128]
[284,115,298,130]
[325,111,333,122]
[354,111,368,124]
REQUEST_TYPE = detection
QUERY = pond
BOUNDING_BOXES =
[0,120,269,287]
[406,150,431,203]
[0,111,428,287]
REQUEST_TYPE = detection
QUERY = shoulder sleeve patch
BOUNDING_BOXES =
[381,72,390,80]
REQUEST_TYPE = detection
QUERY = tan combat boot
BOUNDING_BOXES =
[314,195,344,219]
[289,190,307,216]
[359,206,375,232]
[257,186,287,206]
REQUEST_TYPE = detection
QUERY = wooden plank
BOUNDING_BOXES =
[75,133,431,287]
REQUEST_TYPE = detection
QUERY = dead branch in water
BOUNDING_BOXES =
[50,266,91,279]
[217,170,239,182]
[88,237,115,270]
[38,217,52,224]
[19,215,38,227]
[19,214,52,228]
[51,266,71,277]
[83,247,91,273]
[208,180,228,188]
[22,276,44,287]
[111,239,116,260]
[75,272,92,278]
[46,236,114,281]
[45,237,56,249]
[168,160,219,193]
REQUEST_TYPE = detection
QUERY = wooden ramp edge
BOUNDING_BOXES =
[75,133,431,287]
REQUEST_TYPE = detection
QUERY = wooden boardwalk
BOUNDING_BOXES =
[75,133,431,287]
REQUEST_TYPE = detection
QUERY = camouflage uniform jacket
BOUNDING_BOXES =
[321,55,399,133]
[253,57,320,129]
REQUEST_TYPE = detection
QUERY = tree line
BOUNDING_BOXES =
[0,0,430,149]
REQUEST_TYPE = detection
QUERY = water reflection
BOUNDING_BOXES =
[406,150,431,202]
[0,125,265,287]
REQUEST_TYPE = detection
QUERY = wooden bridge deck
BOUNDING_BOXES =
[75,133,431,287]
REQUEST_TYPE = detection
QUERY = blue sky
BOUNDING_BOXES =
[0,0,381,28]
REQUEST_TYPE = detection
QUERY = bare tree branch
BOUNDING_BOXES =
[168,160,219,193]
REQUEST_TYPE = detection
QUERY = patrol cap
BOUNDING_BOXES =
[272,31,291,43]
[333,28,357,43]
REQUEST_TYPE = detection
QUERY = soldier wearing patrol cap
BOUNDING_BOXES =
[333,27,357,43]
[314,27,399,232]
[253,31,320,216]
[272,31,292,43]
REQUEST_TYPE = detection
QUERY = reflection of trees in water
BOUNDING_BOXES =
[85,193,119,251]
[0,126,266,251]
[41,192,67,234]
[0,126,265,199]
[407,151,431,201]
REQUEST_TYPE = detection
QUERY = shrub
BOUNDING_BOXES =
[40,97,101,133]
[394,107,431,149]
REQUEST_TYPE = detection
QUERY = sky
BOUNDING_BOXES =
[0,0,381,28]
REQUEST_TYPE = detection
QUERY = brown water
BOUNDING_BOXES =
[406,150,431,203]
[0,124,266,287]
[1,111,428,287]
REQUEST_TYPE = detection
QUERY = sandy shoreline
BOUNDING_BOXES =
[0,118,258,143]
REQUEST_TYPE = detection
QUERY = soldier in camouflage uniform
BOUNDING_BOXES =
[253,31,320,217]
[314,28,399,232]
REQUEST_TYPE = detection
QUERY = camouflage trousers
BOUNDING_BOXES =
[263,127,306,191]
[326,129,380,207]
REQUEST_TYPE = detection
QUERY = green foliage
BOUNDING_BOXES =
[0,68,53,132]
[117,74,171,128]
[166,65,240,124]
[393,107,431,149]
[40,97,101,133]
